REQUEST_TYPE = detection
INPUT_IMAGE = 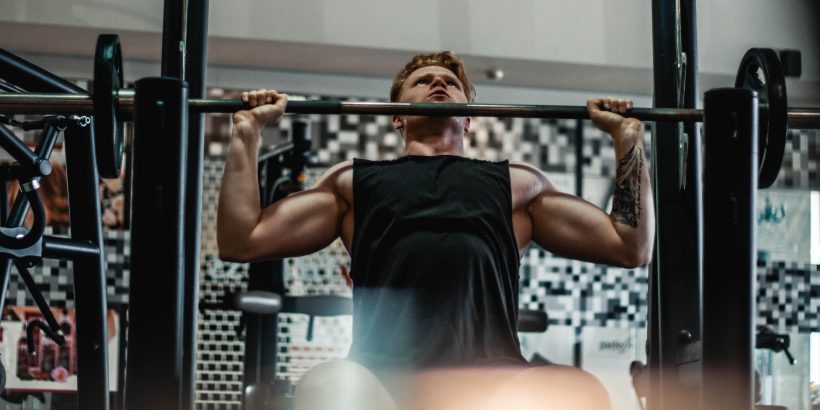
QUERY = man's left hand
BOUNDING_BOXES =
[586,98,641,140]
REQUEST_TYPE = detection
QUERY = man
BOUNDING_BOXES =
[218,51,654,410]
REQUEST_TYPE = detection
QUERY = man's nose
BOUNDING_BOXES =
[430,76,447,88]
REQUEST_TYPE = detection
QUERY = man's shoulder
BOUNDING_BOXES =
[324,160,354,175]
[508,160,555,198]
[315,160,353,193]
[508,160,546,181]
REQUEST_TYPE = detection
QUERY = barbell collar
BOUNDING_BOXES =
[0,90,819,128]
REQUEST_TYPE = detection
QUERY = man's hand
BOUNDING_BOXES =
[232,89,288,135]
[586,97,641,141]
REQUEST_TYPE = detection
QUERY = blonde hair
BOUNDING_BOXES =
[390,51,476,103]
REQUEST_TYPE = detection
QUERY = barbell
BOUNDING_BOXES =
[3,91,816,123]
[0,35,819,187]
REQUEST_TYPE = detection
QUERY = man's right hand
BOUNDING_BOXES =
[232,89,288,135]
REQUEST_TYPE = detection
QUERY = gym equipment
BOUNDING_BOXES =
[0,56,112,409]
[735,48,787,188]
[702,87,758,410]
[92,35,124,179]
[0,35,818,185]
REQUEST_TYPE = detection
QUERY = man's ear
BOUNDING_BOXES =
[464,117,472,133]
[392,115,403,130]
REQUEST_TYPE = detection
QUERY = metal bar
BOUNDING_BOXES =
[0,175,6,226]
[0,118,62,181]
[0,123,47,173]
[649,1,701,410]
[0,49,87,94]
[0,78,26,93]
[161,0,188,80]
[0,192,31,321]
[1,92,819,127]
[13,259,63,336]
[681,0,703,284]
[574,119,583,197]
[786,108,820,129]
[195,100,708,121]
[0,92,95,113]
[702,87,757,410]
[181,1,208,409]
[243,260,282,399]
[124,77,189,410]
[64,120,110,410]
[41,235,101,260]
[114,305,129,410]
[678,0,708,404]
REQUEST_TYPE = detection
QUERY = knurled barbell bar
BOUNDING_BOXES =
[0,35,819,187]
[1,90,810,119]
[0,91,817,125]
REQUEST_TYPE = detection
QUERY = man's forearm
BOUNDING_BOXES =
[217,126,263,257]
[609,131,655,263]
[611,140,644,228]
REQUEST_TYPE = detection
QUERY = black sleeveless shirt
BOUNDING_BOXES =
[347,155,527,371]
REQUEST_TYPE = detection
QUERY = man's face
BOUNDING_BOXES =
[397,65,468,104]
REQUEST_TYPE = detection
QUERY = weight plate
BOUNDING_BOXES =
[94,34,124,179]
[735,48,787,189]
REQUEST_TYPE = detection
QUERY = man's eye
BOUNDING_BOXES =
[447,81,459,87]
[415,79,428,85]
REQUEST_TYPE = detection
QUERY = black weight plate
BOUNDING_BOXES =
[94,34,124,179]
[735,48,787,189]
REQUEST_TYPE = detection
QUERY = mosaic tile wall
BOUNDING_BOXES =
[773,130,820,189]
[519,251,820,333]
[271,111,652,177]
[197,160,247,408]
[757,260,820,333]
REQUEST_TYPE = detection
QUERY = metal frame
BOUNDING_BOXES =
[0,54,111,410]
[122,77,189,410]
[648,0,703,409]
[702,87,758,410]
[122,0,206,408]
[182,1,209,409]
[64,118,111,410]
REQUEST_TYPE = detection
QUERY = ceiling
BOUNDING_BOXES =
[1,21,818,106]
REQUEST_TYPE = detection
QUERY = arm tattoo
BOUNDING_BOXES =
[611,144,644,228]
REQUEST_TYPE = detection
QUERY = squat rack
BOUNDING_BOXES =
[0,0,816,409]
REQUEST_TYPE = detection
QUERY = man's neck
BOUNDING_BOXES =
[403,134,464,156]
[401,118,466,156]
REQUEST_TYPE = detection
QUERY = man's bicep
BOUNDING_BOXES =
[246,186,345,260]
[529,191,629,266]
